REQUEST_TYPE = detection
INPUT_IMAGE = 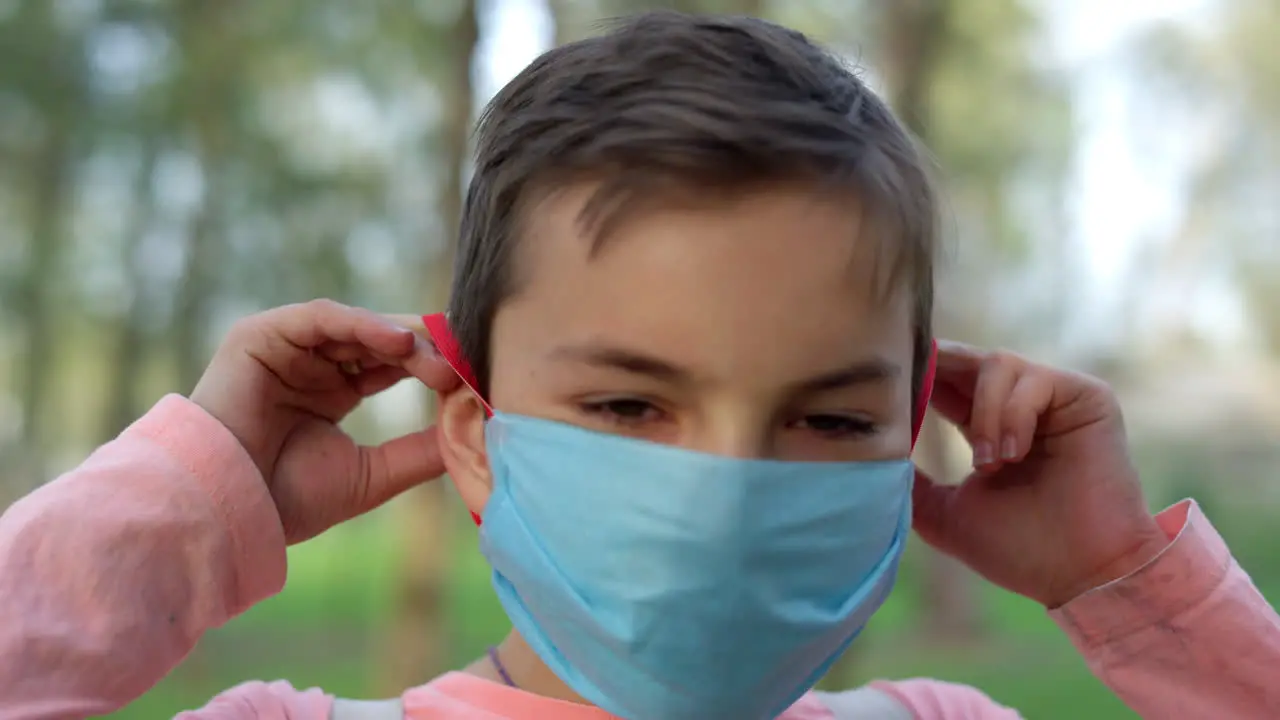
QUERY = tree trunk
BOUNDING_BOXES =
[881,0,949,137]
[173,214,219,390]
[16,7,81,488]
[101,142,162,442]
[171,0,237,392]
[547,0,579,45]
[18,113,72,485]
[729,0,764,16]
[380,0,480,692]
[879,0,984,644]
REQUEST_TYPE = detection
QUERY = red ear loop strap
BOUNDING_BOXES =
[424,313,938,526]
[911,339,938,449]
[422,314,490,525]
[422,313,491,416]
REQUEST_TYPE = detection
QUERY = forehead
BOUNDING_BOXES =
[492,182,913,381]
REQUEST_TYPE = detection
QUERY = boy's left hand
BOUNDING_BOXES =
[912,341,1170,609]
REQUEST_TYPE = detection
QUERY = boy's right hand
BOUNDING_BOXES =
[190,300,462,544]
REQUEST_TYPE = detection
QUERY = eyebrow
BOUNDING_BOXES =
[549,342,901,393]
[792,358,900,395]
[550,344,692,383]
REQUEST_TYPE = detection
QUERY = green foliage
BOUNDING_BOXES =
[1131,0,1280,355]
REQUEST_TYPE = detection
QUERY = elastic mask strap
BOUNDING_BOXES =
[910,339,937,450]
[422,313,492,416]
[422,313,491,526]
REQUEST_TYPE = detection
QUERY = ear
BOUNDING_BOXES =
[437,385,493,518]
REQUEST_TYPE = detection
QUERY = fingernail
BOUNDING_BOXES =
[384,324,414,341]
[1001,435,1018,460]
[974,440,995,466]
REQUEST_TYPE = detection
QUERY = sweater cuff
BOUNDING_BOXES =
[1050,499,1232,648]
[125,394,287,612]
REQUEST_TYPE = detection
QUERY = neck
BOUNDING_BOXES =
[464,630,593,707]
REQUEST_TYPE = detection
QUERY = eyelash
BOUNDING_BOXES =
[578,399,878,439]
[579,398,664,426]
[788,414,878,439]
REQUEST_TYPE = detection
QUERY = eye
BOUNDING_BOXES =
[579,398,665,426]
[790,413,877,439]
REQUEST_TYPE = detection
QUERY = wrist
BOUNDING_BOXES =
[1046,520,1170,609]
[189,390,277,484]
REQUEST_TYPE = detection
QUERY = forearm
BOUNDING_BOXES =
[0,395,287,718]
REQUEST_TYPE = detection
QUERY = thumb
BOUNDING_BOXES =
[353,426,447,515]
[911,466,956,551]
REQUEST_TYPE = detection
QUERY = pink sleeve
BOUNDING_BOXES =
[855,500,1280,720]
[867,679,1022,719]
[0,395,311,719]
[1051,499,1280,718]
[175,681,332,719]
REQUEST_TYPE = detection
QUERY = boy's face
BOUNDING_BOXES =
[480,181,916,464]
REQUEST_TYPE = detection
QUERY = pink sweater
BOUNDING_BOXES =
[1,396,1278,719]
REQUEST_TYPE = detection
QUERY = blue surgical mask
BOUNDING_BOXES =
[479,411,914,720]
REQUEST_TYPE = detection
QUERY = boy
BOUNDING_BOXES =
[428,10,940,717]
[2,10,1277,720]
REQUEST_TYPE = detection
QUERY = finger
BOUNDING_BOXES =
[326,339,433,375]
[381,313,429,337]
[931,340,988,391]
[317,325,460,394]
[968,352,1022,469]
[401,337,465,394]
[351,365,410,397]
[258,337,349,393]
[928,376,976,429]
[378,313,466,394]
[998,370,1054,463]
[911,466,955,551]
[270,340,409,400]
[270,300,417,358]
[316,341,388,365]
[353,426,447,515]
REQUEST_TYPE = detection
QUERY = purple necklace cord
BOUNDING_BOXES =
[487,646,517,688]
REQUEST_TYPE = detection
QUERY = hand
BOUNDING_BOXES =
[911,341,1169,608]
[190,300,461,544]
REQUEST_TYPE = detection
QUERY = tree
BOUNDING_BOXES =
[100,138,163,442]
[1131,0,1280,356]
[874,0,981,645]
[5,0,90,487]
[380,0,481,692]
[878,0,1074,644]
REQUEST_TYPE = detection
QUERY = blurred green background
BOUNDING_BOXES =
[1,0,1277,718]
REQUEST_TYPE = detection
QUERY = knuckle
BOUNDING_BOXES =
[225,314,265,346]
[983,349,1023,371]
[1081,373,1122,410]
[304,298,344,316]
[1079,371,1114,395]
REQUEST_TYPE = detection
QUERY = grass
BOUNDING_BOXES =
[105,502,1280,719]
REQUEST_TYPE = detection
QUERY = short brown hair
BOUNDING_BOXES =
[448,11,937,409]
